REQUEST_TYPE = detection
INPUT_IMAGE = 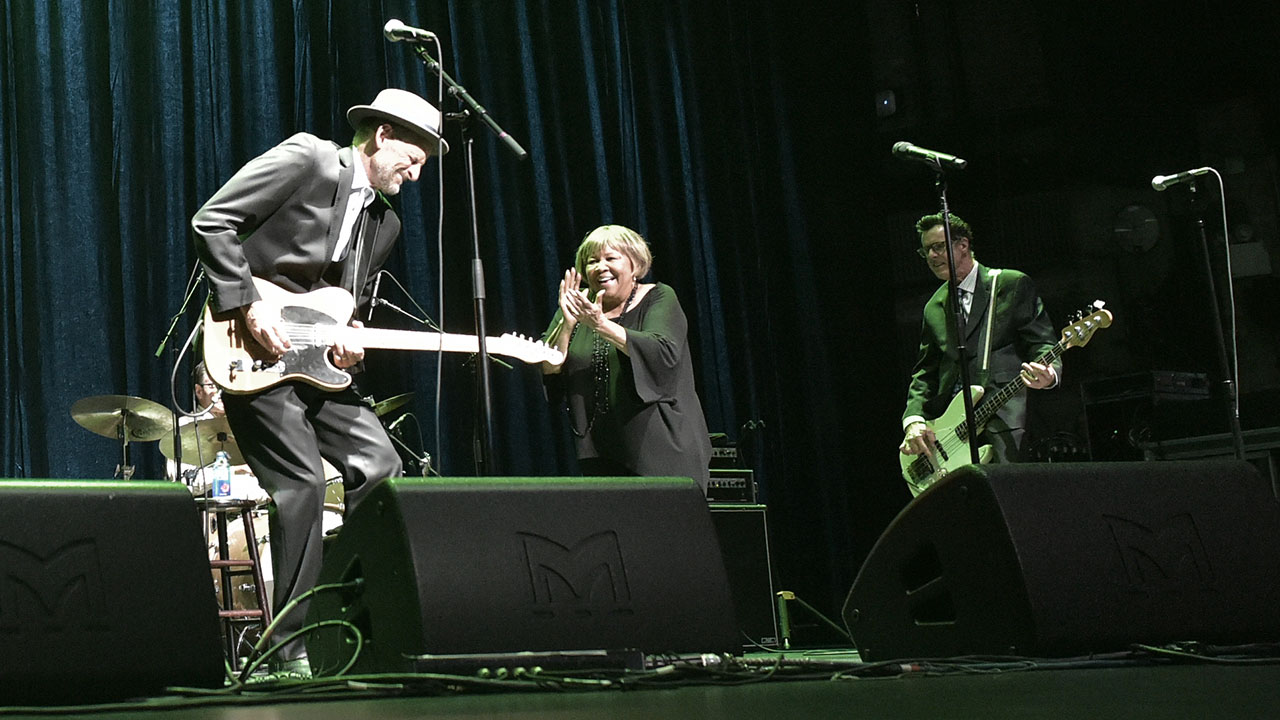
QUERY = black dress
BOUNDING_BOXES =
[543,282,711,491]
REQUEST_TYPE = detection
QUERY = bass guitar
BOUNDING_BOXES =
[900,304,1113,496]
[203,277,563,394]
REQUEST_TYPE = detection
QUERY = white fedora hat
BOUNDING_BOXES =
[347,88,450,155]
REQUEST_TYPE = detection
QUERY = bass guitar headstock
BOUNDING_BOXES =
[1061,300,1113,349]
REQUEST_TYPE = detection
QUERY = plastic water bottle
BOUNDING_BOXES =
[211,451,232,498]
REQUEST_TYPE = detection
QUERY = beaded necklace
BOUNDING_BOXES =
[567,282,639,438]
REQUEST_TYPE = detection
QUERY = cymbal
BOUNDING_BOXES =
[159,416,244,465]
[71,395,173,442]
[371,392,414,417]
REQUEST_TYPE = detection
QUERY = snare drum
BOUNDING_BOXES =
[322,460,345,515]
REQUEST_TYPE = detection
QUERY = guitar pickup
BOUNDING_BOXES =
[934,439,949,462]
[251,359,285,375]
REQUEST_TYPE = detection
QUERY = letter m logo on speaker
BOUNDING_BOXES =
[1104,513,1214,591]
[519,530,634,618]
[0,539,108,632]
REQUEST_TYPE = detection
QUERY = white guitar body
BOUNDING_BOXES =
[900,386,995,497]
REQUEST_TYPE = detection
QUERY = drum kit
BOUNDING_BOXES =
[69,390,414,614]
[64,396,311,612]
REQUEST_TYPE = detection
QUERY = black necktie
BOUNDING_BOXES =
[338,199,370,262]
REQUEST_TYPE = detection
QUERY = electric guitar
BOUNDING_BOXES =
[900,304,1113,496]
[203,277,564,394]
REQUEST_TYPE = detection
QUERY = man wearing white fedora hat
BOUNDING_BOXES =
[193,87,448,677]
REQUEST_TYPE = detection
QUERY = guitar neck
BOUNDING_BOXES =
[347,327,483,354]
[967,341,1066,432]
[279,321,560,366]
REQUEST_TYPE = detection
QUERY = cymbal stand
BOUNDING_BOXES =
[114,421,135,480]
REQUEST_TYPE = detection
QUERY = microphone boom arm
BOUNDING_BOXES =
[408,44,528,161]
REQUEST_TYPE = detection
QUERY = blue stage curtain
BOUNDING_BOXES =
[1,0,876,614]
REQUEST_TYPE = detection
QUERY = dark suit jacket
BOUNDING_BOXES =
[902,263,1060,434]
[192,132,400,314]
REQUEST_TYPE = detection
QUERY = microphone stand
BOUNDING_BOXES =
[1188,183,1246,460]
[933,170,981,465]
[407,42,528,476]
[155,265,208,474]
[387,418,434,477]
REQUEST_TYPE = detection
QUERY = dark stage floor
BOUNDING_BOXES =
[3,649,1280,719]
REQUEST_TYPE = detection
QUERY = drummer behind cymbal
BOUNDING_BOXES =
[193,362,225,419]
[167,363,226,487]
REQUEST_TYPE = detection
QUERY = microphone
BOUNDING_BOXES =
[387,413,410,434]
[892,141,968,171]
[368,271,384,322]
[383,19,436,43]
[1151,167,1212,191]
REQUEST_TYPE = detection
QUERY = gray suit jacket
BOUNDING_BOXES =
[192,132,400,314]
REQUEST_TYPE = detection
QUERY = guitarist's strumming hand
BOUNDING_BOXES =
[330,320,366,370]
[900,421,937,458]
[1020,361,1057,390]
[241,300,292,359]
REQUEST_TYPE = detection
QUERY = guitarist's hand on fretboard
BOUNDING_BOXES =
[899,420,937,458]
[1020,361,1057,390]
[331,319,366,369]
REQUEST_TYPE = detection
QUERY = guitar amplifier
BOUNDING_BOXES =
[707,468,757,504]
[710,446,740,469]
[710,504,779,648]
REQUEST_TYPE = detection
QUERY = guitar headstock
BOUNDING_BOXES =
[1060,300,1113,349]
[494,333,566,365]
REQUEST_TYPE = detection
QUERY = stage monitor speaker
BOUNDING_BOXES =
[306,477,740,674]
[0,480,225,704]
[842,460,1280,661]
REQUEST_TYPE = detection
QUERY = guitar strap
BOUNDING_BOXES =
[980,268,1002,374]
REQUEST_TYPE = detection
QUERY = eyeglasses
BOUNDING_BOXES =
[916,242,948,258]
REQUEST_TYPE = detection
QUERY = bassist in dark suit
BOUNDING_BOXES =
[191,89,447,677]
[899,214,1060,471]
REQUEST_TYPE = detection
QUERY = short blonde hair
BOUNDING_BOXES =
[574,225,653,279]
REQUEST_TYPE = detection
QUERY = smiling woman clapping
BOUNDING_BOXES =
[541,225,711,492]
